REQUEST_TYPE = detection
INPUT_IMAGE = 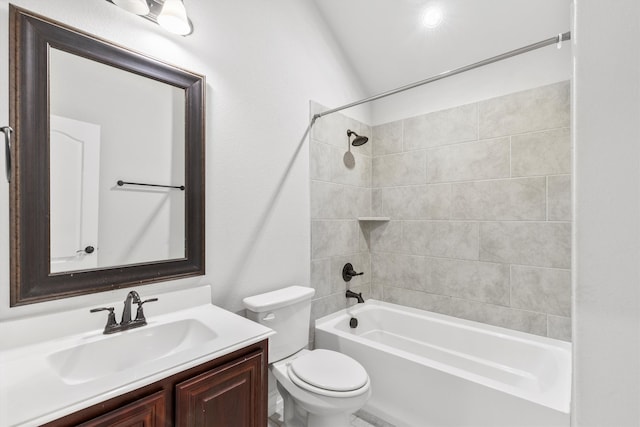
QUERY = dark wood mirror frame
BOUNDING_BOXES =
[9,6,205,306]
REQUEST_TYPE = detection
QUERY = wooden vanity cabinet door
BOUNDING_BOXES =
[175,350,264,427]
[76,390,166,427]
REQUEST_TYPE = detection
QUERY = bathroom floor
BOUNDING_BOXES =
[267,410,395,427]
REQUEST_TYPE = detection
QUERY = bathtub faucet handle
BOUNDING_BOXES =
[342,263,364,282]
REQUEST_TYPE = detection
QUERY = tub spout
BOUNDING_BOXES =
[346,290,364,303]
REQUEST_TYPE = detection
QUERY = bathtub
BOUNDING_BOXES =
[315,300,571,427]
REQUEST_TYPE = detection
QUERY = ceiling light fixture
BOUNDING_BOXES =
[112,0,150,15]
[157,0,192,36]
[107,0,193,36]
[422,5,444,29]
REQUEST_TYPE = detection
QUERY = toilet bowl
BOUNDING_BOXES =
[271,349,371,427]
[242,286,371,427]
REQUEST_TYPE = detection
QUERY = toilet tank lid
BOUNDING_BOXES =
[243,286,315,312]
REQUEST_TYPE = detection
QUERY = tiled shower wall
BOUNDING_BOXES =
[370,81,571,340]
[309,81,571,341]
[309,102,373,342]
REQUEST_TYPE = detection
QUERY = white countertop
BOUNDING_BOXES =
[0,285,273,427]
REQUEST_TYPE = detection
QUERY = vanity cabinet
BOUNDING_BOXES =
[76,391,167,427]
[175,350,263,426]
[44,340,267,427]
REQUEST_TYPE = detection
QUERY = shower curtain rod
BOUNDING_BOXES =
[312,31,571,122]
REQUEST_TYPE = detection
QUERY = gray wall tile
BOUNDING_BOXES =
[511,266,571,317]
[311,258,333,298]
[310,181,370,219]
[344,186,372,219]
[371,252,426,291]
[311,293,347,325]
[548,175,571,221]
[370,220,403,253]
[370,281,384,300]
[310,140,333,182]
[358,222,370,253]
[403,221,479,260]
[380,184,451,220]
[511,128,571,176]
[373,151,426,187]
[312,108,349,149]
[334,150,372,187]
[424,258,510,306]
[311,141,370,187]
[372,120,403,156]
[371,189,383,216]
[480,222,571,268]
[426,137,510,183]
[448,298,548,336]
[547,315,572,341]
[383,286,452,314]
[310,180,345,219]
[311,220,359,258]
[404,103,478,150]
[451,177,546,220]
[479,81,570,138]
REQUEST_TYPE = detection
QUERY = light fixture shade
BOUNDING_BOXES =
[112,0,150,15]
[157,0,192,35]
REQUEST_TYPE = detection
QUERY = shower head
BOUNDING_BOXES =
[346,129,369,146]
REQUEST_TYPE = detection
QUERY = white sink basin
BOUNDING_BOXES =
[47,318,217,384]
[0,286,274,427]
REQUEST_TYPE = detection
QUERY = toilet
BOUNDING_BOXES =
[243,286,371,427]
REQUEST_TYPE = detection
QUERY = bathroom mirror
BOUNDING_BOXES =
[9,6,205,305]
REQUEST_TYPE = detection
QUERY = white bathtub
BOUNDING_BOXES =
[315,300,571,427]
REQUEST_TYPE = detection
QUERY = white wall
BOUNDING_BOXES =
[369,41,572,125]
[572,1,640,426]
[0,0,369,319]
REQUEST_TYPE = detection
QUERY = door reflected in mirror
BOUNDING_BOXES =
[49,48,186,274]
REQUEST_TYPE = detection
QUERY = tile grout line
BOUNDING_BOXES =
[372,173,556,188]
[509,264,513,307]
[509,135,513,178]
[546,176,549,221]
[476,101,480,141]
[382,285,558,322]
[370,250,571,271]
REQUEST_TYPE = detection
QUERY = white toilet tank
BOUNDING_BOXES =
[243,286,315,363]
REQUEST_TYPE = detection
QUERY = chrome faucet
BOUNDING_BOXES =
[90,290,158,334]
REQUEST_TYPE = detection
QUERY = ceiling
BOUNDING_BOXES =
[312,0,571,96]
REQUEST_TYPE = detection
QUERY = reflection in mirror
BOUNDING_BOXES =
[9,5,205,305]
[49,49,186,273]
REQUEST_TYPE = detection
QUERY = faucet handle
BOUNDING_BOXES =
[90,307,119,333]
[134,298,158,323]
[342,263,364,282]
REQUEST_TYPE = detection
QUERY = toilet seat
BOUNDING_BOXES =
[286,349,369,398]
